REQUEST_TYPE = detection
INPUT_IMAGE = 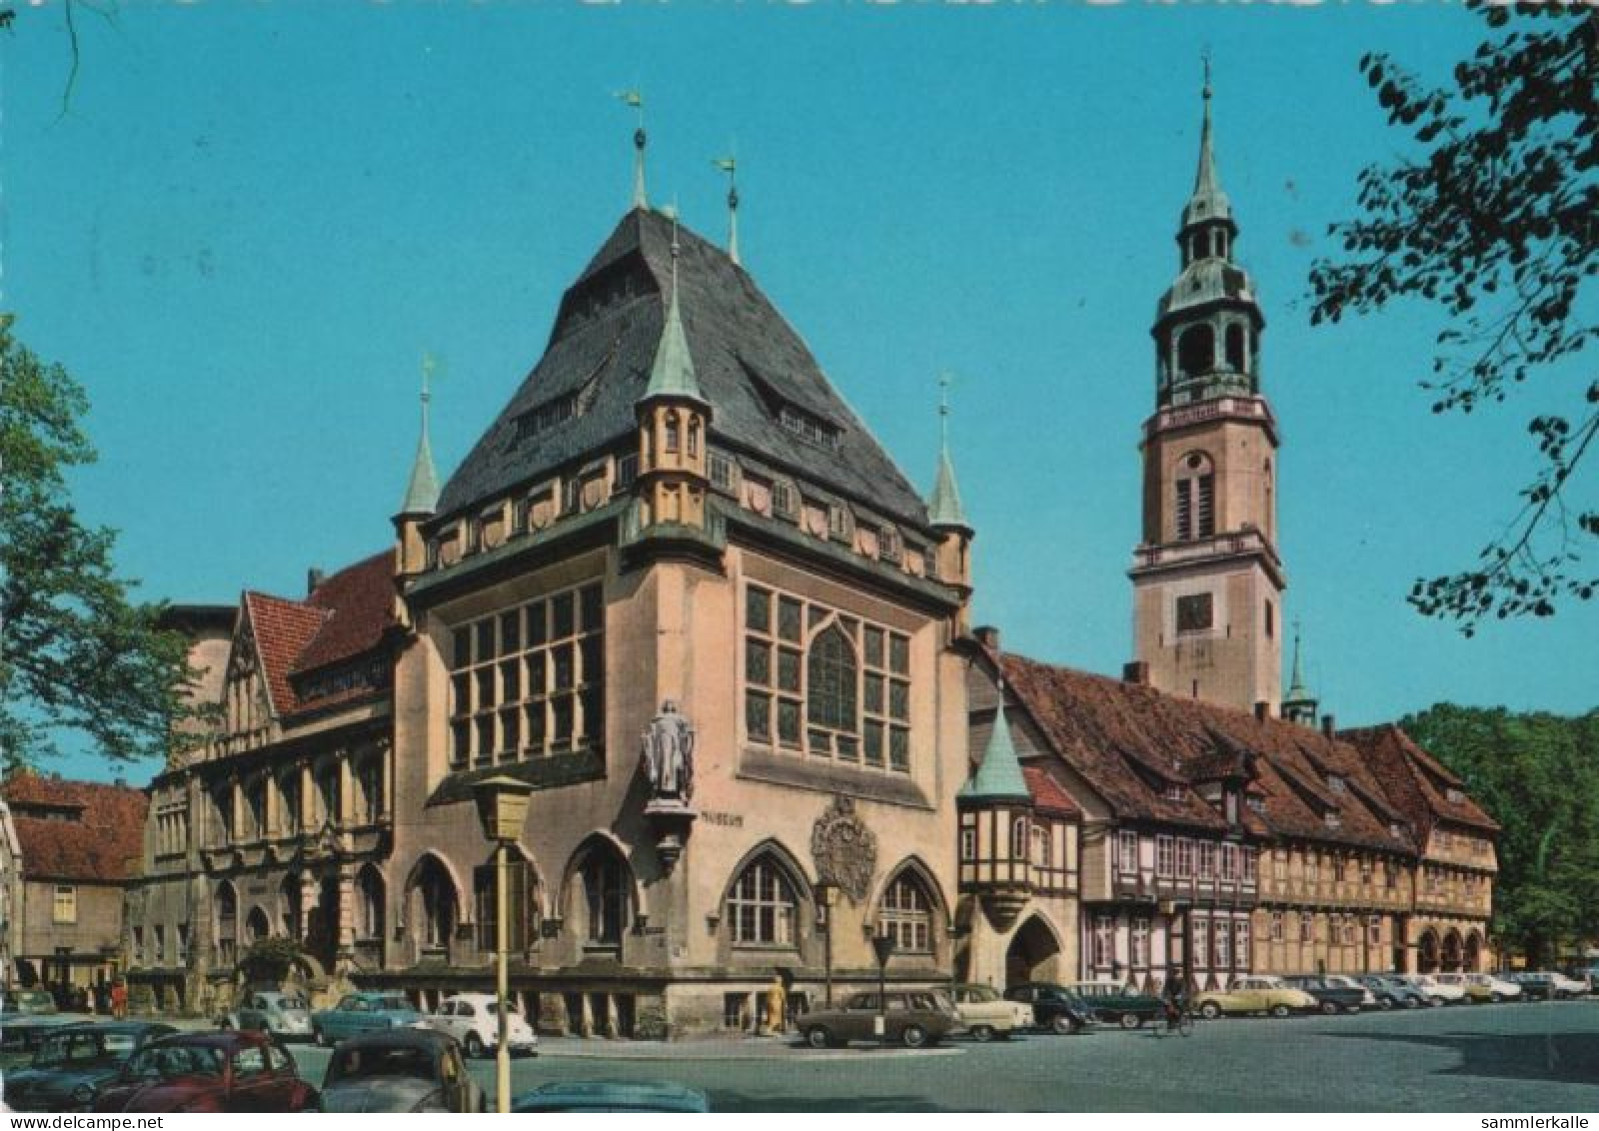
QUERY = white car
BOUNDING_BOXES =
[1522,971,1589,999]
[1409,974,1467,1004]
[425,993,539,1058]
[1436,972,1523,1002]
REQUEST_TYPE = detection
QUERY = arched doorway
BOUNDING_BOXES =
[245,907,270,943]
[1005,915,1063,988]
[280,875,303,940]
[1464,931,1483,972]
[1417,929,1440,973]
[408,855,460,962]
[1442,930,1463,972]
[304,875,340,970]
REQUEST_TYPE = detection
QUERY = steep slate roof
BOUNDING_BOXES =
[435,207,932,531]
[1342,724,1500,835]
[239,550,398,718]
[1,772,148,882]
[998,653,1415,853]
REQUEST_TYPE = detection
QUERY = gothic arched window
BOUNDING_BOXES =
[576,842,630,945]
[663,411,681,455]
[357,865,385,941]
[727,856,798,946]
[412,856,458,951]
[806,623,858,734]
[878,872,935,954]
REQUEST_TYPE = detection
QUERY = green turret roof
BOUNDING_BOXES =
[1284,625,1314,706]
[959,694,1031,803]
[927,446,968,530]
[640,229,709,408]
[399,383,440,515]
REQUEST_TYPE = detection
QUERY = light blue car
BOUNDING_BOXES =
[311,992,426,1046]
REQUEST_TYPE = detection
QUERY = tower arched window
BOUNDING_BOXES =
[663,411,680,455]
[1011,816,1029,860]
[1175,452,1216,541]
[1194,230,1211,261]
[1176,325,1214,380]
[877,873,935,954]
[805,623,858,735]
[1225,323,1246,372]
[727,856,798,946]
[687,417,701,459]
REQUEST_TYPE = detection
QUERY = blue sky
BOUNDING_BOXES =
[4,2,1594,783]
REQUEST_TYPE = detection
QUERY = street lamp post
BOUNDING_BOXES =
[871,931,897,1047]
[817,883,837,1006]
[472,775,533,1115]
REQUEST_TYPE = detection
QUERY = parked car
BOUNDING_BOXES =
[1282,975,1365,1015]
[947,984,1033,1041]
[1191,975,1317,1019]
[1354,975,1428,1010]
[1,989,59,1016]
[317,1027,483,1113]
[1320,974,1380,1008]
[1570,965,1599,992]
[91,1030,319,1113]
[799,990,960,1049]
[1408,974,1466,1004]
[1512,972,1587,1000]
[219,991,313,1042]
[1064,982,1165,1029]
[0,1016,79,1072]
[3,1023,178,1113]
[311,992,426,1046]
[422,993,538,1059]
[513,1081,711,1113]
[1003,983,1097,1035]
[1435,972,1522,1003]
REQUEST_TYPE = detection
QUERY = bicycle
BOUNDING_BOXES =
[1153,1000,1195,1038]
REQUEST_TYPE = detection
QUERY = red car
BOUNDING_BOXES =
[92,1030,318,1113]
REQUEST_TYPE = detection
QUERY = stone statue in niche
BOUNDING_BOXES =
[640,700,695,804]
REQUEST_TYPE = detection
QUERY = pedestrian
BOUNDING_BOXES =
[111,980,128,1020]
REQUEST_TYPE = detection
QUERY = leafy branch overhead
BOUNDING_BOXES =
[1309,2,1599,632]
[0,314,202,767]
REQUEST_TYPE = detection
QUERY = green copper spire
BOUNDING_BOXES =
[399,353,441,515]
[927,373,970,530]
[959,686,1031,803]
[642,211,708,405]
[1285,620,1313,704]
[1182,53,1233,231]
[617,90,647,210]
[713,155,740,267]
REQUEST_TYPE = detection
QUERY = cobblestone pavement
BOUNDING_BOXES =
[217,998,1599,1111]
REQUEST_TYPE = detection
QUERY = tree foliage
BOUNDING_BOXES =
[1310,3,1599,633]
[0,314,196,767]
[1399,703,1599,965]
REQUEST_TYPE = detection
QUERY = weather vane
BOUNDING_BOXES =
[615,90,647,209]
[713,154,740,266]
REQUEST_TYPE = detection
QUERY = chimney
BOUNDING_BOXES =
[307,567,325,595]
[1122,661,1149,686]
[1321,713,1337,738]
[974,625,1002,652]
[1253,701,1271,722]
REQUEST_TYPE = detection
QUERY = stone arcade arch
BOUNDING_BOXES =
[1005,914,1064,988]
[1442,929,1464,973]
[1417,929,1440,974]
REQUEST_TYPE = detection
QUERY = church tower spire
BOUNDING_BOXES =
[927,373,974,630]
[1130,65,1286,717]
[1281,622,1319,727]
[394,353,441,578]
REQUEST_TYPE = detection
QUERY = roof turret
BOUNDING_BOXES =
[959,687,1031,803]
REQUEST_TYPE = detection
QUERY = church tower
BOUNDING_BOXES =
[1130,69,1286,715]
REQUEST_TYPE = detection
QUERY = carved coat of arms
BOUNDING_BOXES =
[811,795,877,903]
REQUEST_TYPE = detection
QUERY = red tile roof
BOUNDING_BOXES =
[243,592,328,717]
[237,549,398,718]
[1022,765,1081,818]
[2,772,148,882]
[1342,724,1499,834]
[997,652,1417,854]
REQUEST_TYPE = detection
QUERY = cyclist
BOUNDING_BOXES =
[1161,972,1188,1032]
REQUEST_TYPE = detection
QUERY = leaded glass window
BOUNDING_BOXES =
[728,859,797,946]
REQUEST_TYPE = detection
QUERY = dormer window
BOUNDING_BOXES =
[1445,787,1464,804]
[562,476,582,516]
[614,453,639,493]
[1390,822,1404,839]
[1247,794,1265,815]
[1164,783,1185,803]
[1327,775,1346,794]
[708,451,737,493]
[827,503,853,544]
[464,518,483,556]
[1324,811,1341,830]
[878,525,902,564]
[772,480,799,520]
